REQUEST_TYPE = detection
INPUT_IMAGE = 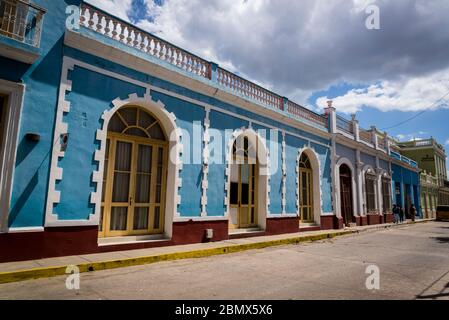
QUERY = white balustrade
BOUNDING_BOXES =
[80,3,209,79]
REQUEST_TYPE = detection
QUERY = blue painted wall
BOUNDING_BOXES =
[391,163,421,216]
[55,66,147,220]
[361,152,376,168]
[7,1,334,227]
[336,143,356,163]
[8,0,82,227]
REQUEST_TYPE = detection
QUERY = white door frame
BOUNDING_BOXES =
[0,80,25,233]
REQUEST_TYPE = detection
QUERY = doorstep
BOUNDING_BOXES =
[98,234,168,246]
[228,228,265,239]
[0,219,434,284]
[299,223,321,232]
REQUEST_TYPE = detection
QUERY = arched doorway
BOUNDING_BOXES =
[298,153,314,223]
[99,106,168,238]
[229,135,258,230]
[339,164,353,226]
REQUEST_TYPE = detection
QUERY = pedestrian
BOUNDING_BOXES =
[410,204,416,222]
[392,204,400,224]
[399,207,405,223]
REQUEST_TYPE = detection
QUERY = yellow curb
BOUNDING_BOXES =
[0,229,355,285]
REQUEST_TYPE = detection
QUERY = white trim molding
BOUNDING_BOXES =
[92,91,182,238]
[45,57,76,226]
[44,61,182,239]
[0,80,25,233]
[224,128,269,230]
[201,106,210,217]
[281,131,286,214]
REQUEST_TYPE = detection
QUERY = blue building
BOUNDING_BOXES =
[0,1,420,262]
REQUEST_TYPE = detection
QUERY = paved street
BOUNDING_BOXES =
[0,221,448,300]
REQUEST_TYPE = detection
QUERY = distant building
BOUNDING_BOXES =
[397,139,449,207]
[420,171,438,218]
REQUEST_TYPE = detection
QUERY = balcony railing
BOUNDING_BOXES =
[0,0,45,47]
[400,138,446,155]
[286,100,328,127]
[336,115,353,135]
[359,129,372,145]
[421,172,438,186]
[390,151,418,168]
[79,2,328,129]
[216,67,283,111]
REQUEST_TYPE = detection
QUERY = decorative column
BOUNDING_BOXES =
[371,126,378,149]
[281,131,287,214]
[330,136,338,220]
[384,131,390,153]
[351,114,360,142]
[201,107,211,217]
[356,150,364,218]
[209,62,218,83]
[375,159,384,218]
[324,100,337,134]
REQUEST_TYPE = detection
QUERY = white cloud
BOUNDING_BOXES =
[85,0,133,22]
[316,68,449,114]
[85,0,449,112]
[446,139,449,145]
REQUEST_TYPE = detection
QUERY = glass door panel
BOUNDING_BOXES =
[133,144,152,232]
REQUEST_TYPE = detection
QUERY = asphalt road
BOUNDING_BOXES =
[1,221,448,300]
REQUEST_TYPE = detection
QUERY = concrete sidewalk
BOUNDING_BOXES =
[0,219,432,284]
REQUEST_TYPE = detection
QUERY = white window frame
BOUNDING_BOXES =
[0,79,25,233]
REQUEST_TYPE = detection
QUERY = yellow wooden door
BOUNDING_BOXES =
[299,168,313,222]
[229,163,257,229]
[99,135,167,237]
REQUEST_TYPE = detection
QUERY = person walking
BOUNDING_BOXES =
[410,204,416,222]
[393,204,400,224]
[399,206,405,223]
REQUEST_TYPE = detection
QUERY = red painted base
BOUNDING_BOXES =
[266,216,299,235]
[367,214,381,225]
[320,215,343,230]
[172,219,229,244]
[384,213,393,223]
[0,226,100,263]
[1,212,395,262]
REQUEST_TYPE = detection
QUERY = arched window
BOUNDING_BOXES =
[108,106,166,141]
[299,152,311,169]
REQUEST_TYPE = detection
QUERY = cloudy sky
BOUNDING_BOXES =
[86,0,449,171]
